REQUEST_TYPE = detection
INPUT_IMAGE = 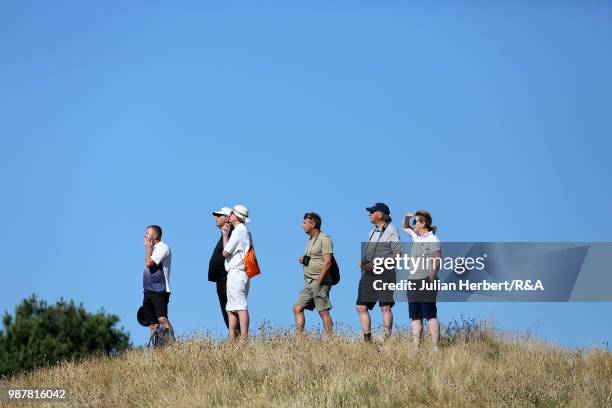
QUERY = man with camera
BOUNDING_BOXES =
[356,203,402,342]
[293,212,334,337]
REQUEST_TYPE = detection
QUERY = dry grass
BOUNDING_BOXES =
[2,322,611,407]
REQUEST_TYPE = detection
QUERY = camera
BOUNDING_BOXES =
[303,255,311,266]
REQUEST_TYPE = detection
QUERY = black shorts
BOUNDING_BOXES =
[143,290,170,320]
[356,270,396,310]
[408,278,437,320]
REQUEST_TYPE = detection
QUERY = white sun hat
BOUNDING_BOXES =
[232,204,251,223]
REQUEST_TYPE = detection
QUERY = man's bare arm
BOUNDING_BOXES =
[144,238,156,268]
[317,254,332,284]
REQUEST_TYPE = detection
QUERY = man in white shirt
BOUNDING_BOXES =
[402,210,441,350]
[142,225,174,340]
[222,204,252,339]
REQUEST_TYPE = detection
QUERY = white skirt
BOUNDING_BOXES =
[226,268,250,311]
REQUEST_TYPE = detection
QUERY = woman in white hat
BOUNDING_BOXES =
[221,204,252,338]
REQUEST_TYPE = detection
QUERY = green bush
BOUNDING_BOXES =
[0,294,130,377]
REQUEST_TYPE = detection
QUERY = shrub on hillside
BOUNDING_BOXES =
[0,294,130,377]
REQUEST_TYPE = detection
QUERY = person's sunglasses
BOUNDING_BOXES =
[412,218,421,225]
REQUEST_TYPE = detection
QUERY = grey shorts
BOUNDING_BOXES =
[295,280,332,312]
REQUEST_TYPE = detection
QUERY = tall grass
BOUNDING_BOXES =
[2,320,610,407]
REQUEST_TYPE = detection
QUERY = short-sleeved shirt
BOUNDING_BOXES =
[363,223,402,265]
[143,241,172,292]
[209,230,232,282]
[224,223,251,271]
[303,232,333,283]
[405,230,441,280]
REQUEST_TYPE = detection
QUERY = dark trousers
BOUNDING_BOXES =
[216,281,230,329]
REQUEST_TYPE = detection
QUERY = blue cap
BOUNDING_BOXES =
[366,202,390,215]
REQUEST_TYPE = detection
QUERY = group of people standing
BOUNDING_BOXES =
[140,202,441,350]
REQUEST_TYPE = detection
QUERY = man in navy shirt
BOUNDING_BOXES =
[208,207,235,330]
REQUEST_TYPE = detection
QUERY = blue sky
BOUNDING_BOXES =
[1,1,611,348]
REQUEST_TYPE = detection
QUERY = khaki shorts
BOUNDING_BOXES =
[295,280,332,312]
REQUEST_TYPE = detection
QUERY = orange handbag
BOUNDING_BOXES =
[244,246,261,278]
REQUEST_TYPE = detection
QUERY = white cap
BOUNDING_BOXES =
[212,207,232,216]
[232,204,251,223]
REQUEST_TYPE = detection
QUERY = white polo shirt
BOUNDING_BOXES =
[406,230,441,280]
[143,240,172,292]
[224,223,251,271]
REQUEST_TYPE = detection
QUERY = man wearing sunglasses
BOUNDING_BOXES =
[356,202,402,342]
[402,210,441,350]
[208,207,236,331]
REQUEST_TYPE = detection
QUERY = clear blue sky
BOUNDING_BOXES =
[1,1,610,348]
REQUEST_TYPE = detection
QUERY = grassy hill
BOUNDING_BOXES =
[2,321,610,407]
